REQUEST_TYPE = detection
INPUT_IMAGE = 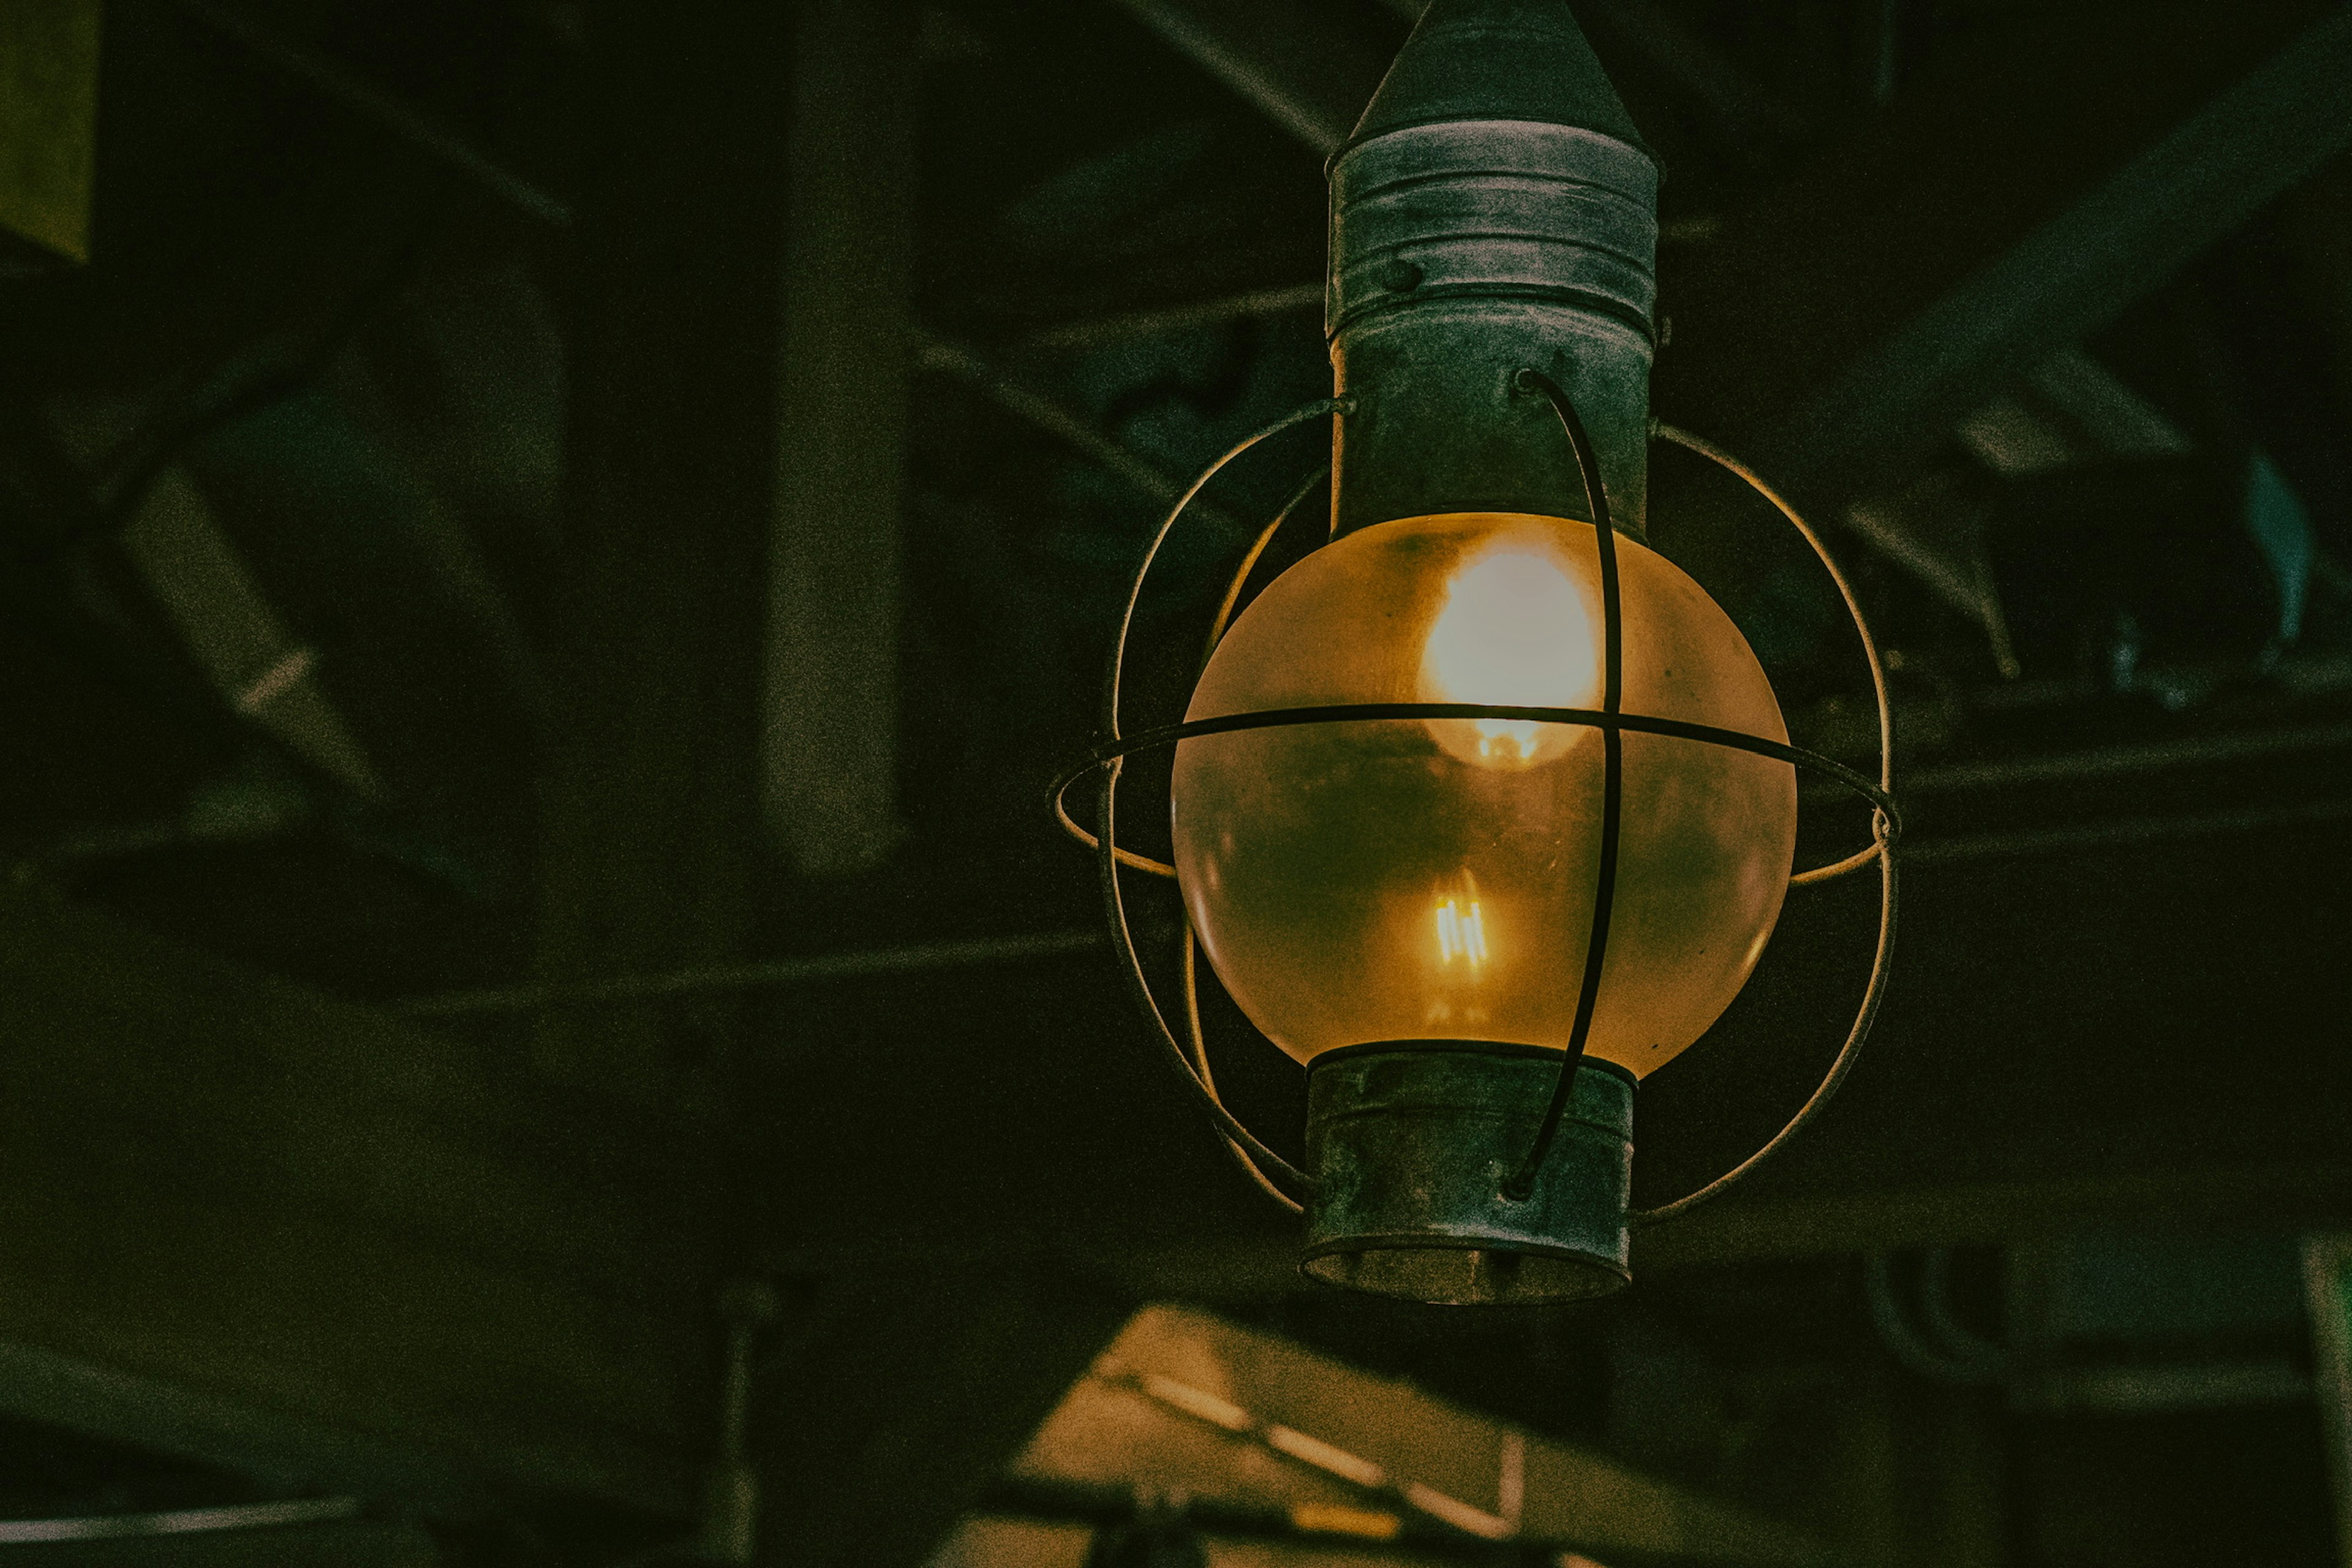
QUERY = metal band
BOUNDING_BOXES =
[1332,281,1660,350]
[1327,121,1658,339]
[1051,706,1899,831]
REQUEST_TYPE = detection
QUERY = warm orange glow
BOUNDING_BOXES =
[1170,511,1795,1079]
[1418,543,1597,767]
[1289,1504,1404,1542]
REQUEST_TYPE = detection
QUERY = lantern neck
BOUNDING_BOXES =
[1325,0,1658,541]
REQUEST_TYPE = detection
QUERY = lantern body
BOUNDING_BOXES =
[1171,512,1794,1081]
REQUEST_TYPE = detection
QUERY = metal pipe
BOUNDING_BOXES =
[390,929,1102,1017]
[910,332,1249,535]
[1899,794,2352,867]
[1019,282,1324,353]
[0,1498,363,1544]
[1899,720,2352,794]
[1867,0,1902,107]
[697,1283,780,1566]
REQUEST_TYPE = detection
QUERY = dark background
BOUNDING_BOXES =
[2,0,2351,1562]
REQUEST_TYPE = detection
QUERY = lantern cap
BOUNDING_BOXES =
[1349,0,1646,153]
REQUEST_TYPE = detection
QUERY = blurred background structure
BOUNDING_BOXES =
[2,0,2352,1562]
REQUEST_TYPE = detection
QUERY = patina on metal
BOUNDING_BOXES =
[1303,0,1658,1302]
[1302,1044,1635,1305]
[1327,0,1659,540]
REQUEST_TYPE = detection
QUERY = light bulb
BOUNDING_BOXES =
[1418,541,1598,767]
[1170,511,1795,1080]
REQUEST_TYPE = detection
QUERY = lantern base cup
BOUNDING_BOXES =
[1299,1043,1635,1306]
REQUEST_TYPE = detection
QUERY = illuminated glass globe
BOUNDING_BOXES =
[1170,511,1795,1080]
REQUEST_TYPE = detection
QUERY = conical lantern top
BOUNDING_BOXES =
[1349,0,1646,151]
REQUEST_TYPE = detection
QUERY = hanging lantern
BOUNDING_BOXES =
[1055,0,1898,1305]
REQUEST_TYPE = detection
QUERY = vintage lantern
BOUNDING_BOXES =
[1055,0,1898,1305]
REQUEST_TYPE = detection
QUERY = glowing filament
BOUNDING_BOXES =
[1434,898,1489,967]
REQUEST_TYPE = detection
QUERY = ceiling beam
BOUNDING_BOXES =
[0,880,704,1512]
[911,331,1252,536]
[1106,0,1398,155]
[0,0,100,262]
[764,0,917,878]
[1656,1,2352,616]
[532,0,786,1101]
[1797,10,2352,475]
[754,1256,1134,1568]
[993,1304,1855,1567]
[0,1516,437,1567]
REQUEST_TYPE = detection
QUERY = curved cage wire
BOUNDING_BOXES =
[1052,383,1899,1222]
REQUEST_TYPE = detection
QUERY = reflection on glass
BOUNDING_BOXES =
[1172,512,1796,1079]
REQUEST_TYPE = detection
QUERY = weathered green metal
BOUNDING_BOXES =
[1305,0,1655,1304]
[1327,0,1659,541]
[1301,1046,1635,1305]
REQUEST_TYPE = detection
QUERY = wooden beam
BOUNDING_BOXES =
[762,0,916,877]
[753,1254,1134,1568]
[0,0,100,262]
[0,881,703,1511]
[1654,2,2352,612]
[1664,0,2349,454]
[1106,0,1400,155]
[532,0,788,1098]
[1640,1169,2352,1271]
[1787,8,2352,476]
[982,1304,1855,1566]
[0,1519,438,1567]
[0,1341,484,1513]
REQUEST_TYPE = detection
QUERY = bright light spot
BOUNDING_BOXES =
[1434,897,1489,966]
[1419,545,1597,767]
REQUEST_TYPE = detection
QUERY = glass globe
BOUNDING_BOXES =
[1170,511,1795,1080]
